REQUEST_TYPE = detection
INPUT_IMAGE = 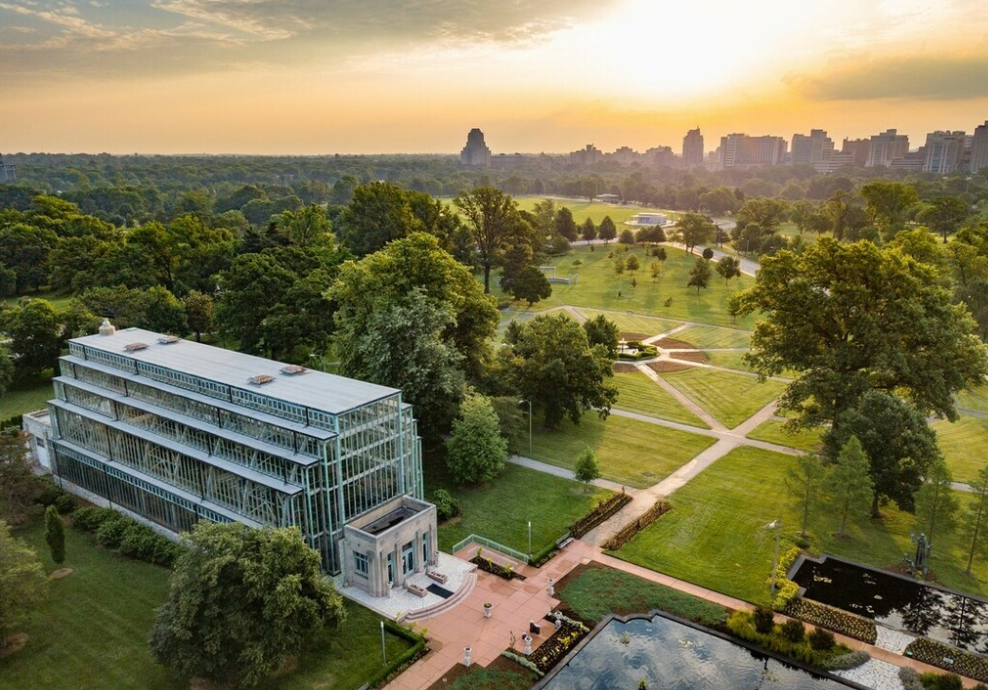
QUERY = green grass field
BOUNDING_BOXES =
[932,416,988,485]
[659,367,785,429]
[4,522,412,690]
[0,378,54,419]
[527,412,716,489]
[1,291,75,312]
[492,245,756,328]
[511,196,682,226]
[612,370,709,428]
[702,350,755,372]
[955,385,988,414]
[614,446,988,606]
[425,461,613,554]
[573,307,680,337]
[746,419,822,452]
[671,324,752,349]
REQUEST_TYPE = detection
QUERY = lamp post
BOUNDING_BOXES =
[767,519,782,592]
[519,399,532,456]
[380,620,387,665]
[528,520,532,561]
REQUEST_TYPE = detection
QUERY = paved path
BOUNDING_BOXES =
[635,361,726,430]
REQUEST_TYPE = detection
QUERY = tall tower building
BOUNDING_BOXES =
[459,128,492,167]
[866,129,909,167]
[923,131,967,174]
[790,130,834,166]
[718,134,787,169]
[0,157,15,184]
[682,128,704,168]
[971,121,988,174]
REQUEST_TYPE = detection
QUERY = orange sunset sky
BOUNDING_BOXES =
[1,0,987,154]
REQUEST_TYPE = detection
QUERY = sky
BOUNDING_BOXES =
[1,0,988,155]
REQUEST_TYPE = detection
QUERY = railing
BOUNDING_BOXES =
[451,534,530,563]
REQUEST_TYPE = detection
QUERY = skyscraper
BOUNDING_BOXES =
[682,128,704,168]
[790,130,834,166]
[923,131,967,174]
[971,121,988,174]
[866,129,909,167]
[459,128,492,167]
[718,134,787,169]
[0,157,15,184]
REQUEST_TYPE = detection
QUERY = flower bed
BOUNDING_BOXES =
[602,500,671,551]
[570,492,634,538]
[471,556,526,581]
[784,598,877,644]
[905,637,988,683]
[769,547,802,611]
[617,341,659,361]
[528,618,589,674]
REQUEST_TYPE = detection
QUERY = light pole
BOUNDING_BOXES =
[528,520,532,561]
[519,399,532,456]
[380,620,387,665]
[767,519,782,592]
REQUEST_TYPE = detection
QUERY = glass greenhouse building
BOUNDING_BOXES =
[45,324,423,573]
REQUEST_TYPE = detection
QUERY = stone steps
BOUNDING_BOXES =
[403,571,478,622]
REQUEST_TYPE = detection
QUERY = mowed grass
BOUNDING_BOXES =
[511,196,682,226]
[746,419,822,452]
[5,522,413,690]
[614,446,988,606]
[527,412,715,489]
[612,370,709,428]
[493,245,756,328]
[703,350,756,372]
[955,385,988,414]
[425,461,613,554]
[659,367,785,429]
[0,377,54,419]
[573,307,680,337]
[671,324,752,350]
[1,290,74,312]
[932,416,988,484]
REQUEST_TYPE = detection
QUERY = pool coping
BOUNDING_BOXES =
[529,608,871,690]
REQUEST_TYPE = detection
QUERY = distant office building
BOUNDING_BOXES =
[718,133,787,169]
[890,148,926,172]
[866,129,909,167]
[607,146,641,166]
[645,146,676,168]
[791,130,834,166]
[841,138,871,167]
[813,151,856,174]
[682,128,704,168]
[0,157,15,184]
[491,153,527,169]
[570,144,603,166]
[971,121,988,173]
[459,128,492,167]
[923,131,967,174]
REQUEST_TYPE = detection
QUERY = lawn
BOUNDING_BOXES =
[611,370,709,428]
[613,446,988,607]
[955,385,988,414]
[526,412,716,489]
[746,419,822,452]
[932,416,988,484]
[492,245,757,329]
[703,350,755,372]
[5,521,413,690]
[511,196,682,226]
[1,290,75,312]
[671,324,752,349]
[659,367,786,429]
[573,307,680,337]
[425,461,613,555]
[0,377,54,419]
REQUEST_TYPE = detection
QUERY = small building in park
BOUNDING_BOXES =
[27,320,435,587]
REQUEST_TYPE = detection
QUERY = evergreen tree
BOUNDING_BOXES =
[581,218,597,243]
[44,504,66,565]
[914,458,959,549]
[823,436,873,539]
[446,394,508,485]
[598,216,617,245]
[574,447,601,492]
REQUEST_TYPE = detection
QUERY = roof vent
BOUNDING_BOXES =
[248,374,275,386]
[98,318,116,336]
[280,365,307,376]
[123,342,149,352]
[157,335,180,345]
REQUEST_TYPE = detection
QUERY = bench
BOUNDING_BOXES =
[406,583,428,598]
[427,570,448,585]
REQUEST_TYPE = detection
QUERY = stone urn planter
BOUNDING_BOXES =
[523,634,532,656]
[483,602,493,619]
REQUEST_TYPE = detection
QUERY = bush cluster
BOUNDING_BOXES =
[601,500,670,551]
[616,341,659,361]
[725,610,865,670]
[569,492,633,538]
[784,598,877,644]
[905,638,988,684]
[768,546,802,611]
[72,506,182,568]
[431,489,460,522]
[34,477,76,514]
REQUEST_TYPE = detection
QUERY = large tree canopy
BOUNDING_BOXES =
[454,186,526,294]
[738,239,987,429]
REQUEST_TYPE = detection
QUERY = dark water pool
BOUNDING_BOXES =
[792,556,988,653]
[539,614,854,690]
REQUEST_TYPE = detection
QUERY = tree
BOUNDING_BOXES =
[446,394,508,485]
[0,224,58,294]
[914,458,959,549]
[686,257,711,294]
[0,432,40,526]
[182,291,215,342]
[582,314,619,359]
[500,314,618,429]
[613,259,625,277]
[454,187,522,294]
[574,447,601,491]
[0,520,47,650]
[337,182,423,256]
[619,228,635,245]
[598,216,617,245]
[677,212,715,253]
[0,345,13,398]
[216,252,297,355]
[916,196,970,243]
[44,504,65,566]
[786,454,826,538]
[736,197,788,233]
[823,436,873,539]
[581,218,597,243]
[277,204,333,246]
[1,299,61,379]
[649,260,661,283]
[554,207,578,241]
[149,522,345,689]
[860,181,919,241]
[625,255,640,273]
[143,286,187,336]
[510,266,552,306]
[962,466,988,574]
[701,247,714,260]
[716,256,741,284]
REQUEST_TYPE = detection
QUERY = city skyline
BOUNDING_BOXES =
[2,0,988,154]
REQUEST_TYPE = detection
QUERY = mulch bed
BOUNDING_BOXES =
[613,362,639,373]
[646,361,692,374]
[655,337,697,350]
[619,332,651,342]
[670,351,710,363]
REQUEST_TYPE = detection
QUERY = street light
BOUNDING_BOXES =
[528,520,532,561]
[380,620,387,665]
[519,399,532,456]
[767,519,782,592]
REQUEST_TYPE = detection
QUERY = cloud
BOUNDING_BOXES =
[785,53,988,101]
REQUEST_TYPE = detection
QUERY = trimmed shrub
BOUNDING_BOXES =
[95,514,130,549]
[753,607,775,635]
[73,506,181,568]
[785,598,877,644]
[820,650,869,671]
[432,489,460,522]
[808,627,836,652]
[71,506,120,532]
[780,619,806,643]
[44,504,66,565]
[900,668,924,690]
[919,672,964,690]
[54,493,75,514]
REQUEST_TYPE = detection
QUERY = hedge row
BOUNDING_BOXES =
[905,637,988,684]
[601,500,671,551]
[616,342,659,361]
[72,506,183,568]
[784,598,877,644]
[366,622,428,689]
[528,543,559,568]
[570,492,633,539]
[769,547,802,611]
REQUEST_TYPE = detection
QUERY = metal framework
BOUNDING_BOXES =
[48,331,423,573]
